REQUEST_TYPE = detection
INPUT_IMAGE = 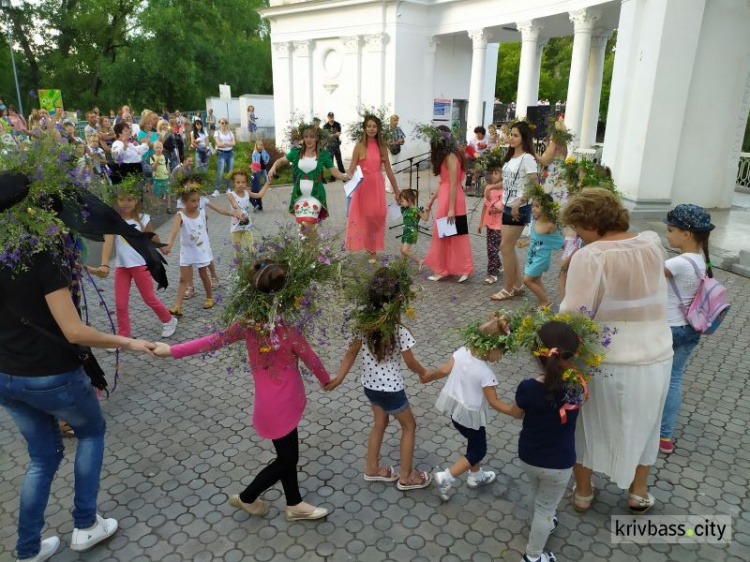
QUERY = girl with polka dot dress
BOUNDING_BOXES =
[325,267,431,491]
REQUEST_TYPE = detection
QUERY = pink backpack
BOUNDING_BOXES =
[667,256,730,335]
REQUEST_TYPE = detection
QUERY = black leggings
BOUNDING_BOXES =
[239,427,302,506]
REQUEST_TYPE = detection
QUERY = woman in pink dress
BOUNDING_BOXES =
[346,116,400,261]
[423,126,474,282]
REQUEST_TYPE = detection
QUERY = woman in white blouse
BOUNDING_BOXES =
[559,188,672,515]
[110,121,149,184]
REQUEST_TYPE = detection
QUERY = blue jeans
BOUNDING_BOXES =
[660,325,700,440]
[0,368,106,559]
[216,150,234,191]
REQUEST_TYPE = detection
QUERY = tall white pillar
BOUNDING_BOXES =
[342,35,362,108]
[363,34,387,107]
[423,37,439,123]
[272,41,293,146]
[580,30,613,148]
[467,29,489,132]
[565,9,600,145]
[293,39,313,117]
[515,20,544,118]
[529,38,549,108]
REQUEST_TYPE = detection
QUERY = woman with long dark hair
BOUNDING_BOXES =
[423,126,473,282]
[491,121,539,301]
[346,116,400,261]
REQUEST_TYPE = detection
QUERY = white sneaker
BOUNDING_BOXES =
[211,190,221,197]
[17,537,60,562]
[70,514,118,552]
[522,549,556,562]
[161,317,178,338]
[467,469,496,489]
[433,469,454,502]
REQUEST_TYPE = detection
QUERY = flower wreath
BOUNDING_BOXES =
[525,181,561,226]
[473,145,506,176]
[560,156,619,196]
[345,105,394,144]
[170,171,209,197]
[459,312,513,357]
[343,258,417,346]
[284,114,332,150]
[413,123,459,153]
[546,118,574,146]
[506,306,615,423]
[221,223,345,353]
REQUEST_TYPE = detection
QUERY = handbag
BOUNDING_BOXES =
[3,302,110,395]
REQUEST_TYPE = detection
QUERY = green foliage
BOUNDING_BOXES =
[0,0,271,113]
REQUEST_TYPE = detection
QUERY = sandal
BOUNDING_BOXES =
[363,466,399,482]
[59,421,75,438]
[211,277,220,289]
[512,285,526,296]
[628,492,656,514]
[397,470,432,491]
[490,288,516,301]
[483,275,498,285]
[184,286,195,299]
[203,298,215,310]
[572,483,596,513]
[169,306,183,318]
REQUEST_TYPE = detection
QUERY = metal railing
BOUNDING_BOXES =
[738,152,750,190]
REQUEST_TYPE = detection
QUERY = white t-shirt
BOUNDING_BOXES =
[435,346,498,430]
[176,196,209,211]
[359,325,416,392]
[215,130,234,152]
[115,214,150,268]
[502,153,538,207]
[229,191,253,232]
[178,210,213,267]
[469,136,490,156]
[665,253,706,327]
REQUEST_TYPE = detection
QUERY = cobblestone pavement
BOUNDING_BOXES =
[1,179,749,562]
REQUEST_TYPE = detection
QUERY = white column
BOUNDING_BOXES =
[342,35,362,108]
[565,9,600,145]
[515,20,544,118]
[467,29,489,132]
[580,30,613,148]
[529,38,549,109]
[423,37,439,123]
[363,33,387,107]
[293,39,313,117]
[272,41,293,146]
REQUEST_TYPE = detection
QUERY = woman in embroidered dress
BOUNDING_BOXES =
[346,116,400,262]
[268,125,349,237]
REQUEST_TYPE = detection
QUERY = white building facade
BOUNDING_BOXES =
[260,0,750,213]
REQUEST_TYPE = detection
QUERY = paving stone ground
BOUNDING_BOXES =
[1,177,749,561]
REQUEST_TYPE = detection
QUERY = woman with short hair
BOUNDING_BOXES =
[559,188,672,515]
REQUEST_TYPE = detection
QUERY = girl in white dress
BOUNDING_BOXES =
[163,180,216,315]
[226,168,270,257]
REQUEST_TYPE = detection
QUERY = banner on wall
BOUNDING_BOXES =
[38,90,65,115]
[432,98,451,121]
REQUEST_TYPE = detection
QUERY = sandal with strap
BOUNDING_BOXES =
[572,483,596,513]
[203,298,215,310]
[184,286,195,299]
[512,285,526,296]
[397,470,432,491]
[490,288,515,301]
[483,275,498,285]
[363,466,400,482]
[628,492,655,514]
[169,306,183,318]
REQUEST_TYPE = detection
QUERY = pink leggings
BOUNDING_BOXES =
[114,266,172,337]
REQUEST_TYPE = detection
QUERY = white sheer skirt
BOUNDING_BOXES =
[435,392,489,430]
[575,358,672,489]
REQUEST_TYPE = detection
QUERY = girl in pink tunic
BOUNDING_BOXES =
[423,126,474,281]
[155,262,332,522]
[346,116,400,261]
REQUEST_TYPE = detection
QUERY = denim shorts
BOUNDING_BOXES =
[502,203,532,226]
[363,387,409,415]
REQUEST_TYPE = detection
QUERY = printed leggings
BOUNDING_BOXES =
[240,427,302,506]
[486,228,502,276]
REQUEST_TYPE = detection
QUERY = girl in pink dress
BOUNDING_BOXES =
[346,116,400,261]
[423,126,474,282]
[154,262,332,522]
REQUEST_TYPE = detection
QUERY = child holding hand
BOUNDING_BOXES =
[398,189,430,268]
[422,314,522,501]
[478,166,504,284]
[325,265,431,490]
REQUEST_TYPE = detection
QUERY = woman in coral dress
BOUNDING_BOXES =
[423,126,474,282]
[346,116,400,261]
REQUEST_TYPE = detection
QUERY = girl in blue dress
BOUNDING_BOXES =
[521,194,564,308]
